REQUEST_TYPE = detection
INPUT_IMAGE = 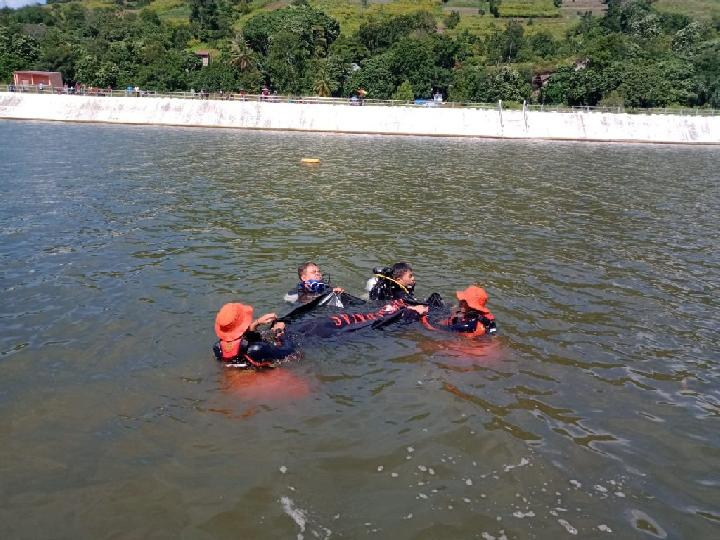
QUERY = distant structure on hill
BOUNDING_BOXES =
[195,51,211,68]
[13,71,63,88]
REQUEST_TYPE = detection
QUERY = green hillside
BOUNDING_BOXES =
[58,1,720,34]
[2,0,719,109]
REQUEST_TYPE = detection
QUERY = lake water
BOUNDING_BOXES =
[1,120,719,539]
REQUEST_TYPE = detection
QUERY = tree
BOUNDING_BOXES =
[0,27,40,81]
[672,21,704,54]
[692,41,720,107]
[444,10,460,30]
[541,65,605,106]
[229,33,256,72]
[392,79,414,101]
[243,4,340,57]
[489,0,502,19]
[486,20,525,63]
[265,30,310,94]
[485,65,530,102]
[189,0,220,40]
[311,59,332,96]
[386,38,438,98]
[192,60,240,92]
[346,54,395,99]
[357,11,436,53]
[449,64,484,102]
[528,31,558,60]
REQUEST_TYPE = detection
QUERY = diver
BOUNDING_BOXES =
[422,285,497,337]
[286,261,366,311]
[285,261,344,304]
[213,303,295,369]
[368,262,418,302]
[368,262,444,309]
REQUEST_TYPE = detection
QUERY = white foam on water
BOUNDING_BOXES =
[513,511,536,519]
[281,496,307,540]
[503,457,530,472]
[558,519,578,535]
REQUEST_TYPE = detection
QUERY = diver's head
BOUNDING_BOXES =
[391,262,415,290]
[456,286,490,313]
[298,261,322,282]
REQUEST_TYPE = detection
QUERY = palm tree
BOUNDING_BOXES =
[229,33,255,72]
[312,60,332,97]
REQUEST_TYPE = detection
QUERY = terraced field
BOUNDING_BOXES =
[68,0,712,36]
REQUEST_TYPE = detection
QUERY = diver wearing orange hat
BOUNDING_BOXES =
[421,285,497,337]
[213,303,295,369]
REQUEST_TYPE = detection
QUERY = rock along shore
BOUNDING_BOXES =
[1,92,718,144]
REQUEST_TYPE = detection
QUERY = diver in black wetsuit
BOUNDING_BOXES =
[213,303,295,369]
[287,262,344,304]
[368,262,444,308]
[368,262,419,302]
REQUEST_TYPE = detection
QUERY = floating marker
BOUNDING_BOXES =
[301,158,321,164]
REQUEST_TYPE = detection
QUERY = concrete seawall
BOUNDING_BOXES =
[1,92,719,144]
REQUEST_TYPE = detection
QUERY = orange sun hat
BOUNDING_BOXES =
[456,286,490,313]
[215,303,254,341]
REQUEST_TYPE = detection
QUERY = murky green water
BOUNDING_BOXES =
[1,120,719,539]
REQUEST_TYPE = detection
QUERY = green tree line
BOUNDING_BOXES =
[0,0,718,108]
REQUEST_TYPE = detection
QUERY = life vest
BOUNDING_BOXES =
[219,338,241,360]
[215,338,275,369]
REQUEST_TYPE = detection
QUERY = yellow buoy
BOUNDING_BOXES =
[301,158,321,164]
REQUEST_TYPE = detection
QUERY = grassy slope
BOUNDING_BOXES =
[58,1,716,38]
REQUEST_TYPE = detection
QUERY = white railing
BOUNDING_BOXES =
[2,84,718,117]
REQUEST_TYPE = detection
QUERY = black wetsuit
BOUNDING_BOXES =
[288,302,422,339]
[369,276,444,310]
[213,330,295,369]
[369,277,419,304]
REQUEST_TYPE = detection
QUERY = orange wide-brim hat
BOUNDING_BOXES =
[215,303,254,341]
[456,285,490,313]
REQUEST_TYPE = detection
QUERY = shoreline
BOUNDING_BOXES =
[2,92,719,145]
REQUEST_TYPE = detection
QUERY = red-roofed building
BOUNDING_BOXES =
[13,71,63,88]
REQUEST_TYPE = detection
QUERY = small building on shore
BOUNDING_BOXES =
[13,71,63,88]
[195,51,211,67]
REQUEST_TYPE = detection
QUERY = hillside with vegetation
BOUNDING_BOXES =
[1,0,718,108]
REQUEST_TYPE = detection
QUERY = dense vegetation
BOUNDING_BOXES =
[1,0,718,108]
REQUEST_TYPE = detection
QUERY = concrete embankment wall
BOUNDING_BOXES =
[1,92,718,144]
